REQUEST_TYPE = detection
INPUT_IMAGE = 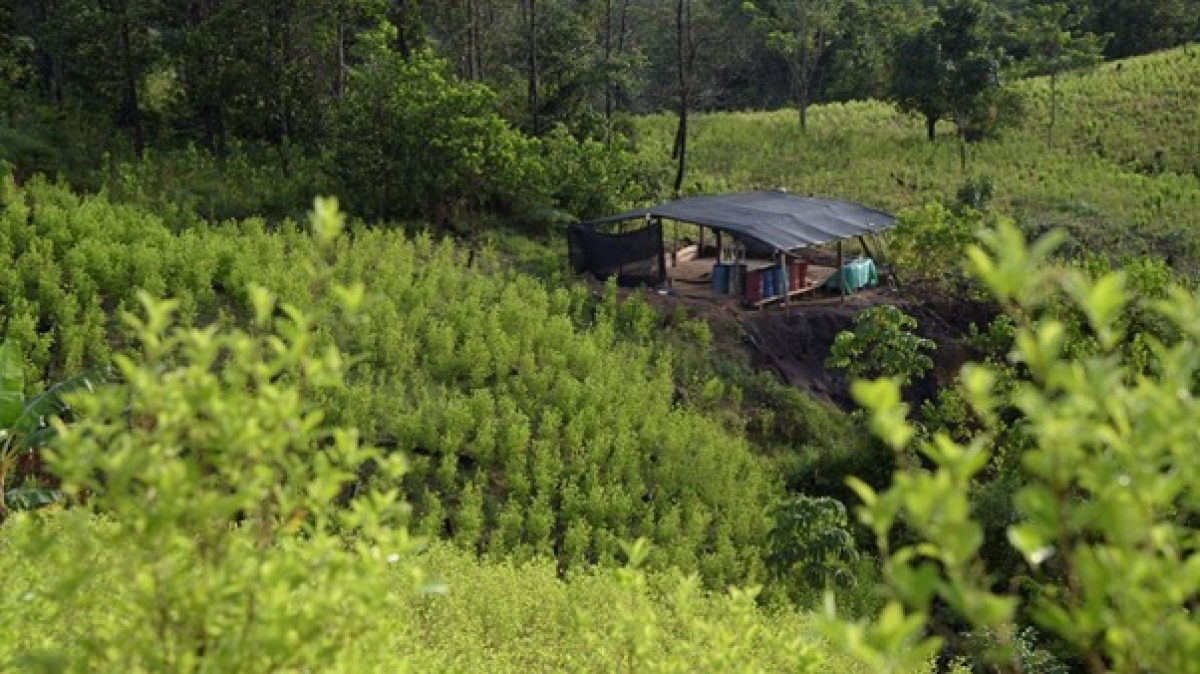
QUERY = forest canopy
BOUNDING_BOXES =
[3,0,1197,224]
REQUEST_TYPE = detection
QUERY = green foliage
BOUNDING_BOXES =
[0,337,106,518]
[0,194,865,672]
[954,174,995,212]
[327,42,647,231]
[329,44,534,225]
[743,0,846,130]
[823,220,1200,671]
[767,495,861,600]
[632,48,1200,273]
[887,202,982,285]
[2,199,423,671]
[0,175,777,591]
[889,0,1018,143]
[827,306,935,386]
[531,124,651,224]
[1,523,872,671]
[100,142,329,224]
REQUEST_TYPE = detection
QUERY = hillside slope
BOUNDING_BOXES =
[632,47,1200,268]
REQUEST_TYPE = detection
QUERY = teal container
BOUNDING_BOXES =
[826,258,879,292]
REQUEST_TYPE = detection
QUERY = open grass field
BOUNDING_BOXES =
[631,47,1200,269]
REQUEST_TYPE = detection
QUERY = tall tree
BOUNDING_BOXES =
[1017,2,1105,146]
[0,3,33,123]
[523,0,541,134]
[672,0,695,193]
[889,11,942,141]
[1086,0,1196,58]
[601,0,634,119]
[889,0,1009,154]
[745,0,845,131]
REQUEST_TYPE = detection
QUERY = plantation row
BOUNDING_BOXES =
[0,173,779,590]
[2,512,872,672]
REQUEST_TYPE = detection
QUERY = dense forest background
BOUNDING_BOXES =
[3,0,1198,224]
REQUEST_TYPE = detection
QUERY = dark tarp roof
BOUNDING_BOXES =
[578,191,896,252]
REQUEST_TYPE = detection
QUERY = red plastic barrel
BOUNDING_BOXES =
[744,267,766,304]
[790,262,808,291]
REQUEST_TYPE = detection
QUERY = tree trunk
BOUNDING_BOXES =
[115,0,144,156]
[797,79,809,132]
[470,0,482,80]
[335,16,346,98]
[925,114,936,141]
[603,0,612,119]
[527,0,541,135]
[796,33,809,133]
[673,0,689,194]
[391,0,424,59]
[611,0,632,113]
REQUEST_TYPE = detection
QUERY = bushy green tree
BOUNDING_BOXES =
[768,495,861,600]
[889,0,1016,147]
[328,37,535,225]
[886,202,982,286]
[823,220,1200,671]
[744,0,849,131]
[1015,3,1106,147]
[827,305,935,387]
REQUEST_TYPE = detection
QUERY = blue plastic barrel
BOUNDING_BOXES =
[764,267,776,297]
[712,263,730,295]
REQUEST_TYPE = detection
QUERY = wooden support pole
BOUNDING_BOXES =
[837,239,845,304]
[779,250,788,308]
[672,220,679,267]
[656,217,668,290]
[872,232,901,289]
[859,235,877,261]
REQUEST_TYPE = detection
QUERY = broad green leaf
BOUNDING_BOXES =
[13,365,110,438]
[0,339,25,430]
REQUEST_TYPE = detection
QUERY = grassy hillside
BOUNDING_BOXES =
[632,47,1200,269]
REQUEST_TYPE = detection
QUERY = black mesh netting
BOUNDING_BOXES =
[568,221,665,288]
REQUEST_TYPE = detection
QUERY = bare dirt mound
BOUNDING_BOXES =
[641,283,995,407]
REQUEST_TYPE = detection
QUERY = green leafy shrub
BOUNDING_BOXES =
[2,200,422,671]
[328,42,536,226]
[823,221,1200,672]
[100,141,327,225]
[530,124,651,226]
[767,495,861,601]
[827,305,936,386]
[886,202,982,287]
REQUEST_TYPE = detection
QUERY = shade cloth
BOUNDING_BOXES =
[578,191,896,252]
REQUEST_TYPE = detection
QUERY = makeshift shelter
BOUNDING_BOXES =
[568,191,897,304]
